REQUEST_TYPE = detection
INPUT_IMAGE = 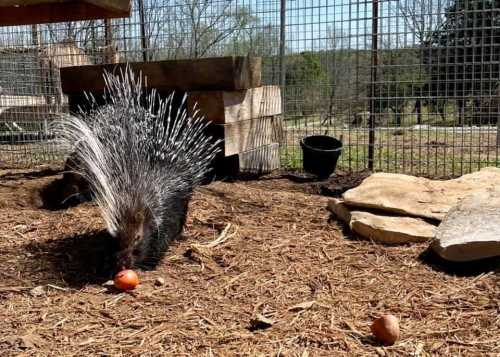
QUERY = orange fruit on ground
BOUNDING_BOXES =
[114,269,139,290]
[371,314,400,346]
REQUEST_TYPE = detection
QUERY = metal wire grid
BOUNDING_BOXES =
[0,32,69,166]
[0,0,283,166]
[282,0,500,177]
[0,0,499,177]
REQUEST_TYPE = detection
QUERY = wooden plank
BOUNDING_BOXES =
[66,88,187,115]
[84,0,130,13]
[0,0,62,5]
[60,57,261,94]
[212,143,280,178]
[208,116,283,157]
[0,0,131,12]
[0,1,131,26]
[187,86,281,124]
[238,143,280,174]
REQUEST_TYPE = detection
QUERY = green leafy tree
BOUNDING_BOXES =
[376,39,423,126]
[425,0,500,124]
[285,51,329,115]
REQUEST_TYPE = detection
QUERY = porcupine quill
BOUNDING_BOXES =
[52,65,221,271]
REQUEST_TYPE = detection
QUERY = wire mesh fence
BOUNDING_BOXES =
[0,0,499,177]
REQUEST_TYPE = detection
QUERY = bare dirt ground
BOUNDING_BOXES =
[0,167,499,356]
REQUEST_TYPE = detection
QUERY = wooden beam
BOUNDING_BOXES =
[208,116,283,157]
[187,86,281,124]
[0,0,130,26]
[60,57,262,94]
[84,0,130,13]
[0,0,60,5]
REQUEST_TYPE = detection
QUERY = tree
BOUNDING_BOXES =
[225,23,281,83]
[425,0,500,124]
[117,0,256,61]
[397,0,452,124]
[227,23,279,57]
[373,35,423,126]
[324,27,370,126]
[147,0,255,60]
[397,0,451,44]
[377,48,422,126]
[285,51,328,115]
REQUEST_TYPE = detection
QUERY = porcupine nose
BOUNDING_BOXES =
[115,250,134,271]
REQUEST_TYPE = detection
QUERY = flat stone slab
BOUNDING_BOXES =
[431,187,500,262]
[342,167,500,221]
[328,199,436,244]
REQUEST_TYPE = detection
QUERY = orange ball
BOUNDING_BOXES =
[371,314,400,346]
[114,269,139,291]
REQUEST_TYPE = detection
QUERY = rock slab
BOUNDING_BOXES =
[328,199,436,244]
[431,187,500,262]
[342,167,500,221]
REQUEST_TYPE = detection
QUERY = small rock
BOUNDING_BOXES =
[29,286,45,297]
[102,280,115,287]
[327,198,351,223]
[155,277,165,286]
[249,314,274,331]
[18,334,43,349]
[288,300,315,312]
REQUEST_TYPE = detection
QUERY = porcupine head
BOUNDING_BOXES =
[53,65,221,272]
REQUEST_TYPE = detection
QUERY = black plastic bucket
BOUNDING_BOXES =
[300,135,342,179]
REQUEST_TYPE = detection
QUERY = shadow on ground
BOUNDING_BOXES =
[23,230,118,288]
[0,167,62,180]
[419,248,500,277]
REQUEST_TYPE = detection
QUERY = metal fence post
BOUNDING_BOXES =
[368,0,379,171]
[279,0,286,115]
[138,0,148,62]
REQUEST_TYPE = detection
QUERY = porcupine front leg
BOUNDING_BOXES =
[137,193,191,270]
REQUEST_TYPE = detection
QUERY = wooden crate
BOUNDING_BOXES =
[215,143,281,177]
[208,116,283,157]
[187,85,281,124]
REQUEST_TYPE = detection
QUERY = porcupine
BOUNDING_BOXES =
[53,65,221,272]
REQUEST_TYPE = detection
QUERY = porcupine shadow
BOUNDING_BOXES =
[23,213,191,288]
[22,230,118,287]
[35,151,93,211]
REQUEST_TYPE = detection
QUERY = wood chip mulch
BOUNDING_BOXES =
[0,167,498,356]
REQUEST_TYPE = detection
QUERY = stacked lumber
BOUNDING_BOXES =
[59,56,282,176]
[187,81,283,175]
